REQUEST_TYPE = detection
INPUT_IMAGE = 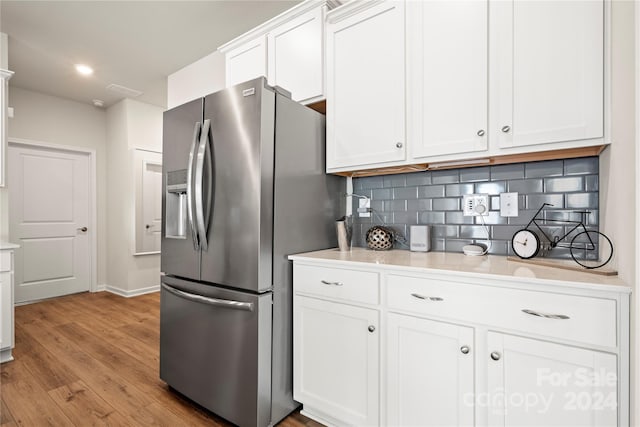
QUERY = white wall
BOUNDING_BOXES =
[601,1,636,424]
[106,98,163,296]
[4,87,108,286]
[167,50,225,109]
[1,33,7,69]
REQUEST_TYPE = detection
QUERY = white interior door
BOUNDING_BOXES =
[8,144,91,303]
[141,159,162,253]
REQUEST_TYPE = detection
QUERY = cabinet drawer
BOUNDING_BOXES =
[0,252,11,273]
[387,274,617,348]
[489,286,617,348]
[294,264,379,305]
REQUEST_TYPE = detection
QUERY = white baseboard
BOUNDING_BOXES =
[104,285,160,298]
[95,283,107,292]
[0,348,14,364]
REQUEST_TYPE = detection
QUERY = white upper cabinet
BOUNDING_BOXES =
[219,0,327,104]
[326,1,406,171]
[268,6,324,103]
[492,0,604,149]
[407,0,489,159]
[224,36,267,88]
[327,0,608,173]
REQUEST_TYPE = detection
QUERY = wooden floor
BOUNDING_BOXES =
[0,291,321,427]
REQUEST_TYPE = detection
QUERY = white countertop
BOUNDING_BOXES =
[290,248,631,293]
[0,242,19,250]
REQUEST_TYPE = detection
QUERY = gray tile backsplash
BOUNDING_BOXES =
[351,157,599,257]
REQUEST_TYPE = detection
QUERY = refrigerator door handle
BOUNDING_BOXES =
[187,121,201,250]
[203,124,213,240]
[161,283,254,312]
[194,119,211,250]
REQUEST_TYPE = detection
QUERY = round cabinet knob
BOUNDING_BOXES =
[477,129,485,137]
[395,142,403,149]
[501,125,511,133]
[368,325,376,333]
[77,227,88,232]
[490,351,502,361]
[460,345,470,355]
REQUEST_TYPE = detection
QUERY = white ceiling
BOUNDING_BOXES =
[1,0,301,109]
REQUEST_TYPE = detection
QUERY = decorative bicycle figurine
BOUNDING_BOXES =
[511,203,613,269]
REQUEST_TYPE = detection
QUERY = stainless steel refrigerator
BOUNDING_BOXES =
[159,77,344,427]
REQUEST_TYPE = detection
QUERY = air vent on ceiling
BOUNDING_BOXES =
[105,83,143,98]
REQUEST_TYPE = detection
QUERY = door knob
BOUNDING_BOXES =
[460,345,470,354]
[490,351,501,361]
[368,325,376,333]
[77,227,88,232]
[477,129,485,137]
[501,125,511,133]
[395,142,403,148]
[146,224,152,229]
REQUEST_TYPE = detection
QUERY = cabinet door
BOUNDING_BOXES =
[326,1,405,171]
[487,333,617,426]
[294,296,379,426]
[268,6,324,103]
[387,313,474,426]
[225,36,267,88]
[493,0,604,149]
[408,0,488,159]
[0,271,11,350]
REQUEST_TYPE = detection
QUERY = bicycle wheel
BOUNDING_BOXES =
[569,230,614,269]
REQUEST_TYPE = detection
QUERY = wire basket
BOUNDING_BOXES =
[366,225,395,251]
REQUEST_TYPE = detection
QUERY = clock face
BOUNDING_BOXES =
[511,229,540,259]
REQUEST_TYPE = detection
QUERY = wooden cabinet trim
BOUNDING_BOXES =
[331,144,607,177]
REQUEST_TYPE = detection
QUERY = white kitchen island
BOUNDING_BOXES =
[290,248,630,427]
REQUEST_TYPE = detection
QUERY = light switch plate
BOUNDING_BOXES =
[500,192,519,217]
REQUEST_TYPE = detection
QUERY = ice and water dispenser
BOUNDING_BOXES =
[165,169,188,239]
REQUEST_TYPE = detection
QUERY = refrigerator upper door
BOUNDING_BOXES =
[201,78,275,293]
[161,98,203,280]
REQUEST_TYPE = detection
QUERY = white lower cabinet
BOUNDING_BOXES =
[487,333,617,427]
[0,247,16,363]
[387,314,474,426]
[294,295,379,426]
[291,256,629,427]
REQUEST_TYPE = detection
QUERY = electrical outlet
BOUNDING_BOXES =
[463,194,489,216]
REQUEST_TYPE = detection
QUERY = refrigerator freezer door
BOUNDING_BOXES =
[160,275,273,427]
[200,78,275,292]
[161,98,203,280]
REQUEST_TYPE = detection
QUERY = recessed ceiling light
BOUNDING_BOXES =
[75,64,94,76]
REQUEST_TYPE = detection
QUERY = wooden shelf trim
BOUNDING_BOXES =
[331,145,607,177]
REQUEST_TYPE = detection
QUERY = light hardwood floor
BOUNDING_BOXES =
[0,291,321,427]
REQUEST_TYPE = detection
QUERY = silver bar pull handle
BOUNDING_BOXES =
[194,119,210,251]
[203,121,213,247]
[321,280,344,286]
[522,309,570,320]
[411,293,443,302]
[162,283,253,312]
[186,122,201,250]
